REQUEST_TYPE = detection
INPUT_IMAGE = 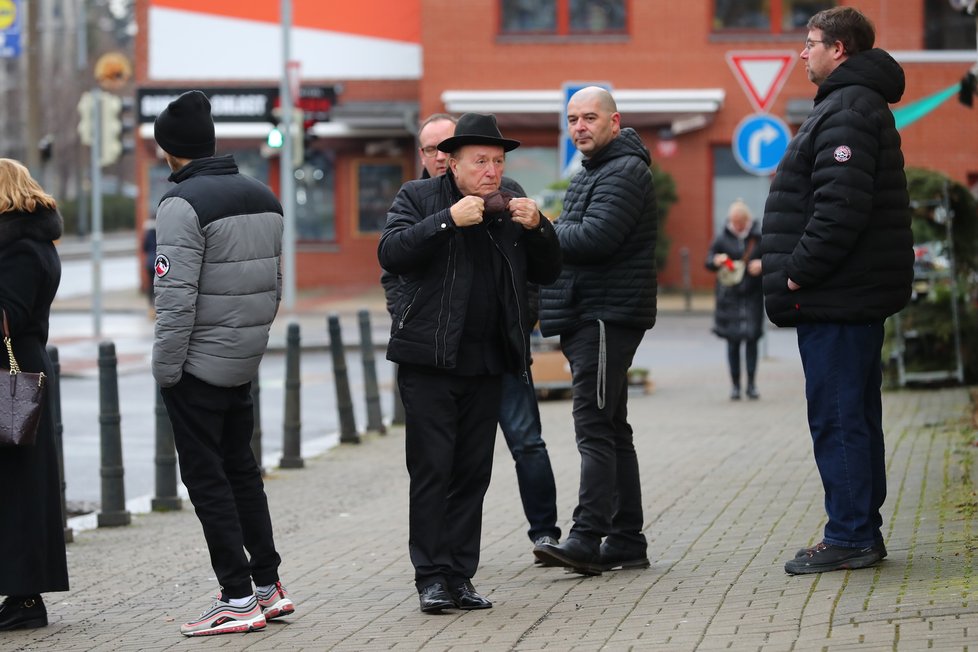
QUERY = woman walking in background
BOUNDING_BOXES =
[0,159,68,630]
[706,200,764,400]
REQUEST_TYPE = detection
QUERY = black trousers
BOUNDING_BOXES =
[398,367,501,590]
[560,321,647,550]
[160,373,281,598]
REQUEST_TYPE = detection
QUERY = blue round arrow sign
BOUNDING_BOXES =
[732,113,792,176]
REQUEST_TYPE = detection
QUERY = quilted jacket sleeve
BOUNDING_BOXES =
[152,196,204,387]
[555,156,650,265]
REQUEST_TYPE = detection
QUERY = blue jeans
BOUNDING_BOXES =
[797,321,887,548]
[499,370,560,542]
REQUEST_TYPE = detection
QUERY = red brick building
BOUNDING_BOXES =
[134,0,978,291]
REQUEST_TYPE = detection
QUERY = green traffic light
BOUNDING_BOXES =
[267,127,284,148]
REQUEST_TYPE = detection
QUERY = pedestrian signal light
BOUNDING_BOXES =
[267,126,284,148]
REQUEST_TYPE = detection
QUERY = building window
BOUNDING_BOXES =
[713,0,835,34]
[925,0,977,50]
[295,149,336,242]
[501,0,626,35]
[354,160,406,235]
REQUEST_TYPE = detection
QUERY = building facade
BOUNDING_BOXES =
[134,0,978,290]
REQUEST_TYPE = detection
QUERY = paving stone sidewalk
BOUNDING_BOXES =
[4,315,976,651]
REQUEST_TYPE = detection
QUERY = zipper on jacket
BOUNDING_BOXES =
[398,287,422,330]
[489,230,529,380]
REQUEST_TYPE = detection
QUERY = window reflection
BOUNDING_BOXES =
[569,0,625,33]
[295,149,335,242]
[501,0,556,33]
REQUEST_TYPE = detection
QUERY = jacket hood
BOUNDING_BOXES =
[584,127,651,170]
[0,206,63,248]
[816,48,905,105]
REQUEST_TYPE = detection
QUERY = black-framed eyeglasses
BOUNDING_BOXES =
[420,146,439,157]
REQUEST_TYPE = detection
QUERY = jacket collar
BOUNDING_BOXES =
[0,207,63,249]
[168,154,239,184]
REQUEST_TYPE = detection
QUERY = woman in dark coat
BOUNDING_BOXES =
[0,158,68,630]
[706,200,764,400]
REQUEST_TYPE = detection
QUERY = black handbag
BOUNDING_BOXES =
[0,309,46,447]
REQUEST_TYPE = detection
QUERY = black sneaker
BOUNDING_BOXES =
[794,540,887,560]
[784,541,882,575]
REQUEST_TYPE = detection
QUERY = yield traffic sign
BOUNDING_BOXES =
[726,51,796,113]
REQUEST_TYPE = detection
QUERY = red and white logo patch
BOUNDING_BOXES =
[154,254,170,278]
[833,145,852,163]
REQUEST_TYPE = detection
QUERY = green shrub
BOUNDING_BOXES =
[886,168,978,384]
[59,195,136,234]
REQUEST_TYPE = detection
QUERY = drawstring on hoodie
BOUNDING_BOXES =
[596,319,606,410]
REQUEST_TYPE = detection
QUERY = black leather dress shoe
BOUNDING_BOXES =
[0,595,47,631]
[599,541,650,571]
[449,581,492,610]
[418,582,454,614]
[532,537,602,576]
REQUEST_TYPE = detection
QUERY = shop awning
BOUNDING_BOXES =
[137,101,419,140]
[441,89,725,132]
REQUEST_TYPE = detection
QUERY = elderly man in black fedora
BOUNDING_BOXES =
[379,113,561,614]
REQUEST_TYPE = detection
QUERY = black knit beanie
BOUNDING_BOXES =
[153,90,216,159]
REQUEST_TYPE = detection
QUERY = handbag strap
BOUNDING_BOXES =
[741,236,757,262]
[2,309,21,375]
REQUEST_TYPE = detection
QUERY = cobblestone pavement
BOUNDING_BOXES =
[5,301,977,651]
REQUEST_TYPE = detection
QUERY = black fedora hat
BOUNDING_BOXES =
[437,113,520,153]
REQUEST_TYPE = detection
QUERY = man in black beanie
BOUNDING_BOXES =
[151,90,296,637]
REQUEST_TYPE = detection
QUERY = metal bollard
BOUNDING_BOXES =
[250,374,265,475]
[358,309,386,434]
[151,384,182,511]
[46,346,72,543]
[97,342,130,527]
[392,364,405,426]
[279,322,304,468]
[328,314,360,444]
[681,246,692,312]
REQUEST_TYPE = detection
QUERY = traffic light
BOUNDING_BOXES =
[267,126,284,148]
[100,93,124,166]
[266,109,305,168]
[77,92,94,145]
[959,71,976,108]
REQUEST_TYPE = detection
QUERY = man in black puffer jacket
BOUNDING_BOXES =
[536,87,657,576]
[761,7,913,576]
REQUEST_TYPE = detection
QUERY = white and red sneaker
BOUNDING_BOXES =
[180,594,266,637]
[256,581,295,620]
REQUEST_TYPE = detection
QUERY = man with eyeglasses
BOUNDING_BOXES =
[761,6,913,575]
[379,113,561,613]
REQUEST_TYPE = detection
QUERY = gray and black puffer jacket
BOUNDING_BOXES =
[539,127,657,336]
[761,48,913,326]
[152,155,284,388]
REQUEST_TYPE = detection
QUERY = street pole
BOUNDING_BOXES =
[25,0,41,175]
[76,0,90,235]
[280,0,296,313]
[91,88,103,338]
